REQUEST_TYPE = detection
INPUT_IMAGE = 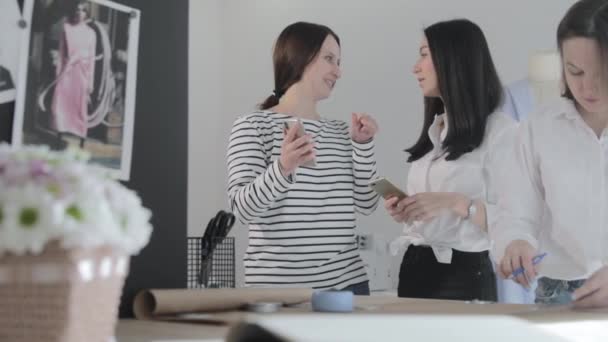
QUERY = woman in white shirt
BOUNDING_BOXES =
[385,19,516,301]
[493,0,608,305]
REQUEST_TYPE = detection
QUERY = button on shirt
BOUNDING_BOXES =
[492,98,608,280]
[391,112,517,263]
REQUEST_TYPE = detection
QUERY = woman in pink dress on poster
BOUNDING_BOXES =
[51,1,96,148]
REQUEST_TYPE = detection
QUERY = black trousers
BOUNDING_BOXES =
[398,245,497,301]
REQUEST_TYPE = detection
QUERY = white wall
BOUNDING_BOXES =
[189,0,576,289]
[188,0,222,234]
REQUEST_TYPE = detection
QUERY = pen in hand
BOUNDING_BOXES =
[508,252,547,280]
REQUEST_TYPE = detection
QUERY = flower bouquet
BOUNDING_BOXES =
[0,143,152,342]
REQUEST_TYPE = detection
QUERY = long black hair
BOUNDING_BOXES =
[259,22,340,110]
[557,0,608,101]
[406,19,503,162]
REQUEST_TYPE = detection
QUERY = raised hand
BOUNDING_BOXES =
[351,112,378,143]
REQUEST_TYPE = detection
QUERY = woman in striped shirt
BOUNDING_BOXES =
[226,22,380,294]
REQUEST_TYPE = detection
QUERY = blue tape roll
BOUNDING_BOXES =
[311,290,353,313]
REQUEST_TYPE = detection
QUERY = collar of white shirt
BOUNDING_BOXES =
[429,113,448,147]
[549,97,582,121]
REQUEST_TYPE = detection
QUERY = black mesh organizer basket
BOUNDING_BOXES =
[187,210,236,288]
[187,236,235,288]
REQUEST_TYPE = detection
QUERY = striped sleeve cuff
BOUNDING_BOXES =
[269,159,296,192]
[352,139,375,157]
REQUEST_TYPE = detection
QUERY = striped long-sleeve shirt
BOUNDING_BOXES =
[227,111,379,290]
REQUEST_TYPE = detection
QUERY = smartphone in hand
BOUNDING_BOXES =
[284,118,316,167]
[368,178,408,200]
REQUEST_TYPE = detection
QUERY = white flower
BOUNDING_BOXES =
[0,143,153,256]
[105,182,152,254]
[0,185,65,255]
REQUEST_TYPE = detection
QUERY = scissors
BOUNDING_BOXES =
[199,210,235,286]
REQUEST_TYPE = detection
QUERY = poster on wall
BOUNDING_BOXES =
[0,0,22,104]
[12,0,140,180]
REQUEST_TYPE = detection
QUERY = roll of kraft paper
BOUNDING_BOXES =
[311,290,353,313]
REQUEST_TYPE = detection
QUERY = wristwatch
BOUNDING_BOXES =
[465,199,477,220]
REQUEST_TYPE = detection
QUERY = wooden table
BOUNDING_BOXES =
[116,319,227,341]
[116,296,608,341]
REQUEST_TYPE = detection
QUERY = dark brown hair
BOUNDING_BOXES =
[259,22,340,110]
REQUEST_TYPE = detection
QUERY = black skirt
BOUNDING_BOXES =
[398,245,497,301]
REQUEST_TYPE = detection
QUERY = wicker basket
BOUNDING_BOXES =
[0,242,129,342]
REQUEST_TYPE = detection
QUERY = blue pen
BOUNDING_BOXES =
[508,252,547,279]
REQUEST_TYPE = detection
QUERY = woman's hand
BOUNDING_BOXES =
[499,240,538,288]
[351,113,378,143]
[573,266,608,309]
[384,192,469,224]
[279,123,315,176]
[401,192,469,223]
[384,196,408,223]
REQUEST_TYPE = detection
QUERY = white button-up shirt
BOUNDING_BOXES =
[391,112,517,263]
[491,98,608,280]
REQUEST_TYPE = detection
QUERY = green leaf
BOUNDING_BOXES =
[47,183,61,196]
[19,208,39,228]
[66,205,84,222]
[0,206,3,224]
[121,215,128,231]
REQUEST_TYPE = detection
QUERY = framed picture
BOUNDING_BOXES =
[0,0,22,104]
[12,0,140,180]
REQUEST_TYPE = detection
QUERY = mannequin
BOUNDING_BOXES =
[496,51,562,305]
[502,51,562,121]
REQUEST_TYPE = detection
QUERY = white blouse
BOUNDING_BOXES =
[491,98,608,280]
[391,112,517,263]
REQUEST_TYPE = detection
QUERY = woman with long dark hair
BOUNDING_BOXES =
[386,19,516,301]
[226,22,379,294]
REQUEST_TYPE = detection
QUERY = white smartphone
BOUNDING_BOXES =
[368,178,408,200]
[283,118,306,138]
[284,118,316,167]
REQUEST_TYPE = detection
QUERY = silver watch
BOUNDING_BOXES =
[465,199,477,220]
